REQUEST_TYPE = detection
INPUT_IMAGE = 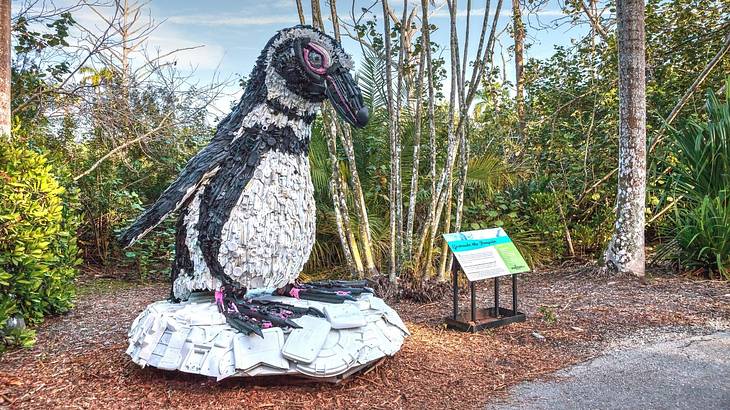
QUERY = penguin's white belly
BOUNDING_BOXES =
[174,150,316,298]
[218,150,316,288]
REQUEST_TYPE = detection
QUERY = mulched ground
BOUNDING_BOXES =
[1,265,729,409]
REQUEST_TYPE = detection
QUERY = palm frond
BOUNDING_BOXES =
[357,47,387,111]
[466,153,520,196]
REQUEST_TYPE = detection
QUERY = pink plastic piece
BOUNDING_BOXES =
[214,288,224,306]
[289,287,302,299]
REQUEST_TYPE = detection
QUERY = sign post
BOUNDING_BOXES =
[443,228,529,332]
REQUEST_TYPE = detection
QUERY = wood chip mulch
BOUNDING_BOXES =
[1,265,729,409]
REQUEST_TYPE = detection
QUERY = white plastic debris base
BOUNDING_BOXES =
[126,291,409,382]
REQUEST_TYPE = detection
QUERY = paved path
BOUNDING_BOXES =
[489,330,730,410]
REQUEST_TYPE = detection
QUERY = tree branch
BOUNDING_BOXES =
[73,111,173,181]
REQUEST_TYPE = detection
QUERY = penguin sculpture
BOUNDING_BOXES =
[119,25,370,336]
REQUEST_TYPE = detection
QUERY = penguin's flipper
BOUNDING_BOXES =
[118,134,233,248]
[197,134,266,283]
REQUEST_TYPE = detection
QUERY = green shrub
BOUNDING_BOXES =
[0,140,81,350]
[666,82,730,278]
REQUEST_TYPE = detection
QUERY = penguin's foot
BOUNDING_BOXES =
[216,285,323,337]
[275,280,374,304]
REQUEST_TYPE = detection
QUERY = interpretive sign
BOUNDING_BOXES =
[443,227,528,332]
[443,228,529,281]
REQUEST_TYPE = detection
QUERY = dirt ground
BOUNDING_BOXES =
[1,265,729,409]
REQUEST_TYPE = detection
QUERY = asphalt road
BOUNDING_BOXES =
[488,330,730,410]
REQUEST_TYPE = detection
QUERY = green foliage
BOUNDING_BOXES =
[665,84,730,278]
[120,213,177,280]
[0,140,81,349]
[537,306,558,325]
[464,0,730,269]
[6,0,730,284]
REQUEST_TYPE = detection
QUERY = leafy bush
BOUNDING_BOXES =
[666,83,730,278]
[0,141,81,350]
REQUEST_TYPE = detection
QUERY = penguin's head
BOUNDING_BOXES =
[263,25,369,128]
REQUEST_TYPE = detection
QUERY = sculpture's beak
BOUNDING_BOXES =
[325,68,369,128]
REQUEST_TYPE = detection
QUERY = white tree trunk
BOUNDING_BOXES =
[0,0,11,137]
[414,0,502,278]
[329,0,377,276]
[382,0,400,283]
[393,0,408,272]
[604,0,646,277]
[325,115,358,274]
[512,0,525,139]
[404,46,426,259]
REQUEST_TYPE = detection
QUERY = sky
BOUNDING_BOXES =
[16,0,593,113]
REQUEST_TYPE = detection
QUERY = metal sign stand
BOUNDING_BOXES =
[445,258,526,332]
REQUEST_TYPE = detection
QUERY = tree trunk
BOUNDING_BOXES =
[450,124,469,273]
[312,2,362,275]
[423,0,438,279]
[512,0,525,139]
[393,0,408,273]
[382,0,399,283]
[295,0,307,25]
[415,0,460,277]
[0,0,11,137]
[343,127,379,277]
[604,0,646,277]
[329,0,377,276]
[325,116,357,274]
[452,0,474,274]
[437,172,454,280]
[414,0,502,279]
[328,0,340,40]
[405,42,426,259]
[310,0,324,30]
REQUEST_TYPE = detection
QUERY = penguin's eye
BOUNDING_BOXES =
[303,44,329,75]
[308,50,323,69]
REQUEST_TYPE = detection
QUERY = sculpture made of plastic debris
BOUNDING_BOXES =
[121,25,408,381]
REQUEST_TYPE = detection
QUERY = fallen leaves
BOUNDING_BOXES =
[0,267,728,409]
